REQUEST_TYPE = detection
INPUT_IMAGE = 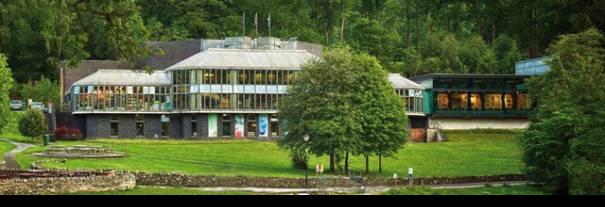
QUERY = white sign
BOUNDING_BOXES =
[200,85,211,93]
[393,173,398,179]
[126,86,133,94]
[73,86,80,94]
[210,85,222,93]
[190,85,199,93]
[143,87,149,94]
[408,167,413,175]
[149,87,156,94]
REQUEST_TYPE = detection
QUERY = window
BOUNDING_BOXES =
[484,93,503,110]
[504,93,514,109]
[517,93,530,110]
[191,116,198,137]
[449,92,467,110]
[270,114,279,136]
[469,93,482,110]
[136,114,144,137]
[110,115,119,137]
[161,115,169,137]
[436,93,449,110]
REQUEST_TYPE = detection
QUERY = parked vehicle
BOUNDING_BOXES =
[9,100,23,110]
[30,102,44,111]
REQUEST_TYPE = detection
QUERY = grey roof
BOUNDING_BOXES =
[388,73,424,89]
[72,69,171,86]
[166,48,319,70]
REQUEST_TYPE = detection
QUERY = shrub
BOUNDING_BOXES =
[18,109,48,141]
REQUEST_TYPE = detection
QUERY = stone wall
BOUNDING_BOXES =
[133,172,527,188]
[0,169,136,195]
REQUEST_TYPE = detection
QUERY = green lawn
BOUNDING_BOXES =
[0,140,15,156]
[17,130,523,178]
[383,184,545,195]
[0,111,35,143]
[66,186,259,195]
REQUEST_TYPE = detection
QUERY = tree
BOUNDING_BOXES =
[19,109,48,142]
[278,47,362,173]
[353,52,408,173]
[520,28,605,195]
[17,77,60,110]
[0,54,14,134]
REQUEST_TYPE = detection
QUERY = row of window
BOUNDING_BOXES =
[435,91,531,111]
[74,94,171,111]
[110,115,169,137]
[172,93,284,110]
[172,69,298,85]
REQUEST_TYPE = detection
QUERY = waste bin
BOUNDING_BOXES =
[43,134,49,146]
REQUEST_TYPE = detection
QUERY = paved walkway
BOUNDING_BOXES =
[0,138,34,169]
[143,181,530,195]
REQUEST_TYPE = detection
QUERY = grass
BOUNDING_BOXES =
[65,186,259,195]
[0,140,15,156]
[16,130,524,178]
[383,184,545,195]
[0,111,35,143]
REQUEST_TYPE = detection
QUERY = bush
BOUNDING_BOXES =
[18,109,48,141]
[55,126,83,140]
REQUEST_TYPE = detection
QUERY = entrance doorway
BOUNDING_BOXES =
[222,114,232,137]
[247,114,257,137]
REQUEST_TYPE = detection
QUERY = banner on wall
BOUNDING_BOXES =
[234,115,244,138]
[208,114,218,137]
[258,114,268,137]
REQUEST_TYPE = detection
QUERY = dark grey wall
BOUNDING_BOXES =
[198,114,208,138]
[119,115,136,138]
[85,115,110,138]
[169,115,183,138]
[182,114,192,138]
[144,115,162,138]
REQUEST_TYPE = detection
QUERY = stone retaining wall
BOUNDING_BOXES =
[133,172,527,188]
[0,169,136,195]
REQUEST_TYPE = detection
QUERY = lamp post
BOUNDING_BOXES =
[303,134,309,188]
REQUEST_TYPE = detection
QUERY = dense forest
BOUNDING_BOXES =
[1,0,604,82]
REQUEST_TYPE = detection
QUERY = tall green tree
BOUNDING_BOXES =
[353,52,408,173]
[0,54,14,133]
[279,47,362,173]
[520,28,605,195]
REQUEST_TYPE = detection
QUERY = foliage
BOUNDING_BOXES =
[15,77,60,109]
[520,28,605,195]
[0,54,14,134]
[278,47,362,172]
[18,109,48,141]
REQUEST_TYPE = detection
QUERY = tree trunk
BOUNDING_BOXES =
[378,154,383,173]
[365,155,369,174]
[344,152,349,175]
[329,153,335,172]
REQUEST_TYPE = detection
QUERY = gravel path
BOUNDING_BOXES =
[0,138,34,169]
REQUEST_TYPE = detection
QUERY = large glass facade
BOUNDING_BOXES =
[427,76,532,114]
[396,88,423,114]
[169,69,295,111]
[72,85,172,112]
[72,69,296,112]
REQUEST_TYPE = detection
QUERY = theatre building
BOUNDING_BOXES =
[64,36,426,139]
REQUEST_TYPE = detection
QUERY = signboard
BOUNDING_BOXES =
[73,86,80,94]
[149,87,156,94]
[222,85,233,93]
[208,114,218,137]
[126,86,133,94]
[200,85,211,93]
[210,85,222,93]
[277,85,288,94]
[234,114,244,138]
[258,114,268,137]
[190,85,199,93]
[143,87,149,94]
